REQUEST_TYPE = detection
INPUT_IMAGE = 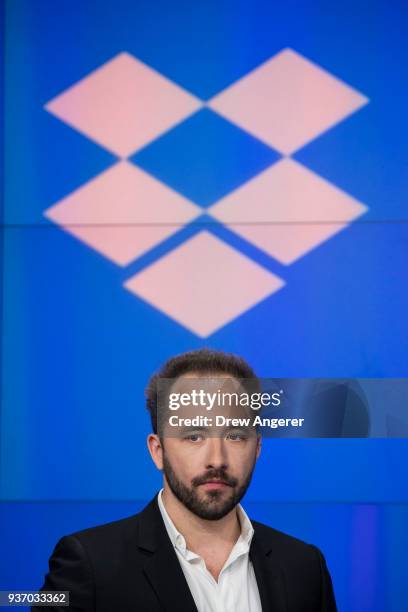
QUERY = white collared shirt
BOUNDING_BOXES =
[157,489,262,612]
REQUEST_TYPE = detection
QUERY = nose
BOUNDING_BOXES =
[205,436,228,470]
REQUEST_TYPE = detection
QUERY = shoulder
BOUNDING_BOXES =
[251,518,321,563]
[67,512,141,549]
[46,511,145,579]
[250,520,337,609]
[61,496,160,556]
[45,510,146,570]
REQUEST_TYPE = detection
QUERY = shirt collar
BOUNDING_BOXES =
[157,487,254,560]
[158,488,189,556]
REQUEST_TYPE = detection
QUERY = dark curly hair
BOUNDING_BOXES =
[145,347,257,434]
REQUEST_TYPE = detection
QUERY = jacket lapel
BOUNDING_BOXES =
[137,496,198,612]
[250,530,288,612]
[142,542,198,612]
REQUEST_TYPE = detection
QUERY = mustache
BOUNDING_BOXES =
[192,468,238,488]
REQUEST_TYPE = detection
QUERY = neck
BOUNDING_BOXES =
[161,485,241,552]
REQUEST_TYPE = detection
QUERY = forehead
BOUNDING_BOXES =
[169,373,244,394]
[157,373,260,438]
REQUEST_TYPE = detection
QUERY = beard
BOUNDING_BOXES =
[162,451,255,520]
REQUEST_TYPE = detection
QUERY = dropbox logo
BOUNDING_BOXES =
[44,49,368,337]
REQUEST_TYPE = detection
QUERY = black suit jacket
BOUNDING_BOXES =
[33,494,337,611]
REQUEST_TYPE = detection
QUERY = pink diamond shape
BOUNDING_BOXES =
[44,161,202,266]
[124,231,285,337]
[209,158,368,264]
[45,52,202,157]
[208,48,368,154]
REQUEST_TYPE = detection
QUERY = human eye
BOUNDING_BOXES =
[226,429,248,441]
[183,431,205,442]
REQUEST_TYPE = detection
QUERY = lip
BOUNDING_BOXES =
[200,481,230,490]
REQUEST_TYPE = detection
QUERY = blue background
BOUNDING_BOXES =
[1,1,408,610]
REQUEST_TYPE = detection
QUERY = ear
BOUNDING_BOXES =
[147,434,164,470]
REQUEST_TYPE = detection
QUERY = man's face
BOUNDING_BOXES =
[158,373,261,520]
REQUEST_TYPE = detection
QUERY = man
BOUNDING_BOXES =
[33,348,337,611]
